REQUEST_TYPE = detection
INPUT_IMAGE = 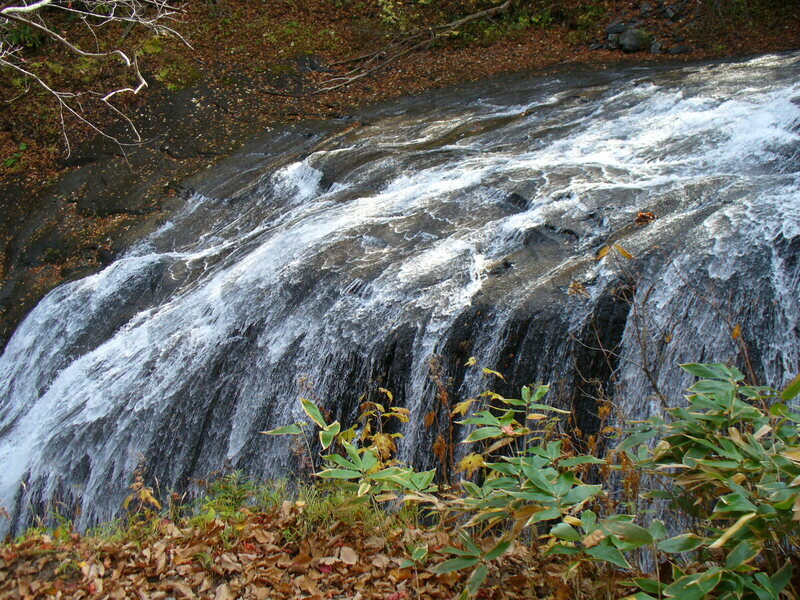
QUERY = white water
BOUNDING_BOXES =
[1,53,799,534]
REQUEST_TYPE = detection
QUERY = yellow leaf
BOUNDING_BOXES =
[567,281,590,297]
[612,243,634,260]
[482,367,506,381]
[465,356,477,367]
[451,398,478,417]
[370,433,397,459]
[781,449,800,464]
[754,425,771,440]
[378,388,394,403]
[793,496,800,522]
[484,436,515,455]
[512,505,542,521]
[596,245,611,260]
[732,324,742,339]
[563,516,582,526]
[709,513,757,548]
[457,453,486,477]
[527,413,548,420]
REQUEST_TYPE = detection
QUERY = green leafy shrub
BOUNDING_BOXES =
[266,362,800,599]
[608,364,800,599]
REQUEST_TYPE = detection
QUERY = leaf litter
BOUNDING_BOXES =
[0,501,568,599]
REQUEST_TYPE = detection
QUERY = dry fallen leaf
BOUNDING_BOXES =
[340,546,358,565]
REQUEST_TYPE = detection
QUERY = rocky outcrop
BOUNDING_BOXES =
[597,1,697,55]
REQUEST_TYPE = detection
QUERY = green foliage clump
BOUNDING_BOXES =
[268,361,800,599]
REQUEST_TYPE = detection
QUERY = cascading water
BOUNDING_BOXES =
[1,52,799,536]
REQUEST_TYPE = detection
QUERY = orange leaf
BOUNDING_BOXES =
[424,411,437,429]
[612,243,634,260]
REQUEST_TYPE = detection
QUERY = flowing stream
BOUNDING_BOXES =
[1,52,799,535]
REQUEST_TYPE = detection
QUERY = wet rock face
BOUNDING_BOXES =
[1,53,799,536]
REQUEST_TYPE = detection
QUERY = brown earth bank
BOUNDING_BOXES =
[1,0,799,350]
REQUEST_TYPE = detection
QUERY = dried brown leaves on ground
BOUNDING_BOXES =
[1,501,566,600]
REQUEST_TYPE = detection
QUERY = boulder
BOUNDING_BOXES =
[605,22,626,35]
[669,44,691,54]
[619,28,653,53]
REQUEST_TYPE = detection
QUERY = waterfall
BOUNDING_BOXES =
[1,52,799,536]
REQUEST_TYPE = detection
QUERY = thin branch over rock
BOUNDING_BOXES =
[0,0,186,154]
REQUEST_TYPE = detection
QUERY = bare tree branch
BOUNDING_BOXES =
[314,0,516,94]
[1,0,187,154]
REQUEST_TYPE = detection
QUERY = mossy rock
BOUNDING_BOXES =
[156,60,203,91]
[619,28,653,52]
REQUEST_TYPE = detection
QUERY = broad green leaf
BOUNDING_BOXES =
[261,423,305,435]
[467,563,489,598]
[441,546,478,557]
[463,427,504,443]
[725,539,761,569]
[664,569,723,600]
[657,533,706,553]
[632,578,663,594]
[361,449,378,473]
[585,544,631,569]
[601,520,653,546]
[559,455,606,467]
[341,440,363,469]
[528,507,561,524]
[323,453,358,470]
[690,379,736,395]
[550,522,581,542]
[398,559,415,569]
[411,544,428,562]
[562,484,601,506]
[319,421,341,449]
[522,384,549,405]
[430,556,480,573]
[680,363,741,380]
[484,539,511,560]
[369,466,410,480]
[648,520,668,541]
[317,468,361,479]
[781,373,800,401]
[770,561,793,592]
[301,398,328,428]
[745,576,777,600]
[617,429,657,453]
[459,532,483,556]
